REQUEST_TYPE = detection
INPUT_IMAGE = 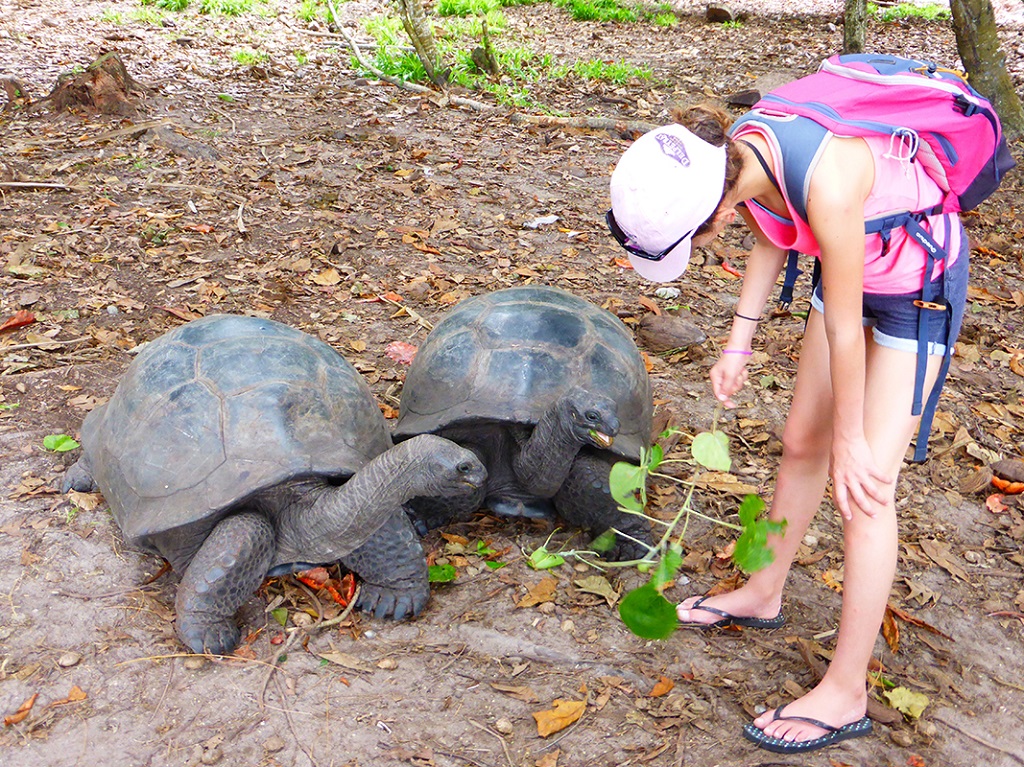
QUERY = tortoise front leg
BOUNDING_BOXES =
[554,451,653,562]
[341,509,428,621]
[175,512,275,654]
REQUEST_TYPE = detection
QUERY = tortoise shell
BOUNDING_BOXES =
[394,286,652,460]
[80,315,393,544]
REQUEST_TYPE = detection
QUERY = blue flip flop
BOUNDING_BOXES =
[743,704,873,754]
[678,596,785,630]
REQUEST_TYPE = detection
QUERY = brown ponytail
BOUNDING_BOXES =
[671,104,744,238]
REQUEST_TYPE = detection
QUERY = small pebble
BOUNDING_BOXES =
[58,651,82,668]
[291,612,314,628]
[889,730,914,747]
[106,305,119,315]
[200,746,222,765]
[561,619,575,633]
[963,550,983,564]
[377,657,398,670]
[538,601,556,615]
[494,718,514,735]
[917,720,937,738]
[803,535,818,548]
[263,736,286,753]
[183,656,207,670]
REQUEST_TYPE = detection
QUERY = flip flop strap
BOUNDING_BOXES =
[689,596,734,621]
[772,704,838,733]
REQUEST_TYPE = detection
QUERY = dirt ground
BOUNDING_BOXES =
[2,1,1024,766]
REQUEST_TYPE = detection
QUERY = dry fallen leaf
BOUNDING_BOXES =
[517,577,558,608]
[4,692,38,726]
[532,699,585,737]
[50,686,87,706]
[882,607,900,654]
[649,676,674,697]
[535,749,560,767]
[490,682,539,703]
[312,268,341,286]
[318,651,375,673]
[385,341,418,365]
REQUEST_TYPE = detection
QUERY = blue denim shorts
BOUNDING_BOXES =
[811,235,969,357]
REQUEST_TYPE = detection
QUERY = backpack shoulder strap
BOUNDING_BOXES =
[731,110,832,223]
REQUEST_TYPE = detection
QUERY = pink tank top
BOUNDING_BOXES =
[733,126,961,295]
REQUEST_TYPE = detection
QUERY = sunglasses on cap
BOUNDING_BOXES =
[605,209,693,263]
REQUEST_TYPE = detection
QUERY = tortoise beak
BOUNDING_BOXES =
[589,429,614,449]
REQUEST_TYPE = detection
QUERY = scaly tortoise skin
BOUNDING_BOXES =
[64,315,486,654]
[394,286,653,559]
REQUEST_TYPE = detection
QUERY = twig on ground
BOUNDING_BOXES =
[467,719,516,767]
[0,181,75,191]
[933,714,1024,765]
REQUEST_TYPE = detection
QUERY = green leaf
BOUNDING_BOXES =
[618,582,677,640]
[217,93,236,102]
[647,444,664,472]
[428,564,457,582]
[475,540,497,557]
[609,461,647,511]
[270,607,288,627]
[691,430,731,471]
[883,687,929,719]
[484,560,507,570]
[737,494,765,527]
[651,545,683,590]
[526,548,565,570]
[43,434,80,452]
[588,529,617,553]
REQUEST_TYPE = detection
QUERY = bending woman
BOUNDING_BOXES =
[605,104,967,754]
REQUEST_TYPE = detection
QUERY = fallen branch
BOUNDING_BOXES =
[78,118,174,145]
[0,181,76,191]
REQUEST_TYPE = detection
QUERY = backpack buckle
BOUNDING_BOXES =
[914,299,945,311]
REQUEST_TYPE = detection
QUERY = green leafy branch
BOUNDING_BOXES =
[606,413,786,640]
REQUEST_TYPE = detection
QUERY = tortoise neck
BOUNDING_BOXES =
[512,403,581,497]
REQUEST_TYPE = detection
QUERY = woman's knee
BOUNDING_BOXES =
[780,416,831,463]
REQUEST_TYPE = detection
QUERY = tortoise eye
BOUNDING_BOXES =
[584,410,601,423]
[457,461,475,475]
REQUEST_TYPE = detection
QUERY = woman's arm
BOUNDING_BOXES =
[710,209,788,408]
[805,136,893,519]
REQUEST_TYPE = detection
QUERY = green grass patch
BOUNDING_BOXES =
[868,1,949,22]
[296,0,327,22]
[563,58,651,84]
[232,47,269,65]
[436,0,500,16]
[100,9,125,22]
[199,0,254,15]
[555,0,639,23]
[140,0,190,11]
[129,6,166,23]
[443,11,508,37]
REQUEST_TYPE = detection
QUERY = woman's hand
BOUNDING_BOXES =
[829,435,893,520]
[710,352,750,409]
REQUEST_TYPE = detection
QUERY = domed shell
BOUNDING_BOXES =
[394,286,652,461]
[80,315,393,544]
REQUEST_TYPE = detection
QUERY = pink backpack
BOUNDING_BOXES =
[732,53,1015,222]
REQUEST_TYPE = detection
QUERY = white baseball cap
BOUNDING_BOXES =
[607,123,727,282]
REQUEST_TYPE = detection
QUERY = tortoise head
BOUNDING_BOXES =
[561,388,619,449]
[403,434,488,497]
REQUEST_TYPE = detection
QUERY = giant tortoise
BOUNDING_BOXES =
[393,285,653,559]
[63,315,486,654]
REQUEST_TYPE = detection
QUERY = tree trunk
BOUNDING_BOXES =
[843,0,867,54]
[950,0,1024,139]
[395,0,448,88]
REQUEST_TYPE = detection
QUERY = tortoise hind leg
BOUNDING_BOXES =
[554,452,653,562]
[342,510,428,621]
[174,512,275,654]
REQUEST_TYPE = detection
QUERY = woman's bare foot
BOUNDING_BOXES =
[750,681,867,745]
[676,586,782,625]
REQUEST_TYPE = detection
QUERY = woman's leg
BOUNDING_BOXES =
[678,307,836,623]
[751,338,943,743]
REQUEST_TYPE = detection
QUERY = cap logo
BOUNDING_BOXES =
[655,133,691,167]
